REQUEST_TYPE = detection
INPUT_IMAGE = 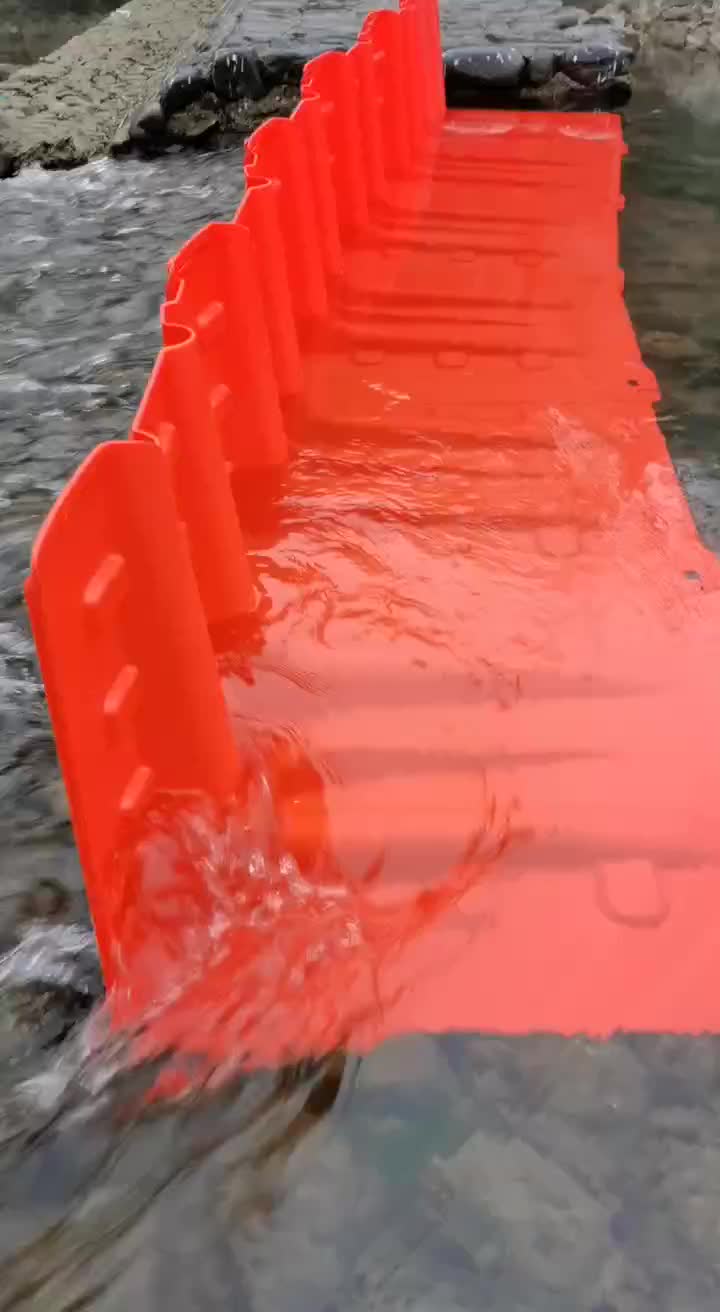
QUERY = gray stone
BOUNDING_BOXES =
[557,42,633,85]
[358,1034,458,1093]
[650,1104,706,1139]
[498,24,581,43]
[115,99,167,149]
[655,19,689,49]
[659,2,694,18]
[258,44,350,87]
[212,45,266,101]
[639,329,704,361]
[594,1,627,17]
[160,63,213,116]
[134,99,166,135]
[434,1130,611,1291]
[166,104,221,142]
[557,6,594,28]
[686,22,712,50]
[444,45,527,91]
[259,47,309,87]
[558,22,630,43]
[659,1141,720,1256]
[537,1039,649,1123]
[526,48,558,83]
[224,1132,380,1312]
[521,1110,619,1192]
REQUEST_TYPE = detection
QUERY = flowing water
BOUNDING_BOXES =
[0,66,720,1310]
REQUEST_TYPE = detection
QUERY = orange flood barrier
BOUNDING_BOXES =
[25,0,720,1069]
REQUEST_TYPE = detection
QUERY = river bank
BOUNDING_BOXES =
[0,0,635,176]
[0,0,230,176]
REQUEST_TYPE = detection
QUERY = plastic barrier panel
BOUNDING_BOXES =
[25,0,720,1070]
[25,442,241,989]
[130,322,255,629]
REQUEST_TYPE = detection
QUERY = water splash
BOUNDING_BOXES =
[0,923,96,993]
[106,739,512,1084]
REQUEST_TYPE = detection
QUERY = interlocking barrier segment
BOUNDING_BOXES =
[25,0,720,1068]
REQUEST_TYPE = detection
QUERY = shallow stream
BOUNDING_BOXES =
[0,64,719,1312]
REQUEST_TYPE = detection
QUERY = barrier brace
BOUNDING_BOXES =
[25,0,720,1062]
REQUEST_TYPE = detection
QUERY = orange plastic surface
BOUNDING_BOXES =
[25,0,720,1069]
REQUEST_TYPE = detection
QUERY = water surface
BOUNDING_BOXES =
[0,67,719,1310]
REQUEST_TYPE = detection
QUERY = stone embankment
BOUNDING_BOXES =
[0,0,673,177]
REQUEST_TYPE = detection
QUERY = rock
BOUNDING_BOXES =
[259,48,309,87]
[639,329,704,362]
[532,1038,649,1123]
[133,99,166,135]
[258,46,349,88]
[650,1104,705,1139]
[584,10,623,25]
[557,42,633,86]
[0,61,16,81]
[444,46,527,91]
[484,27,514,42]
[117,101,166,149]
[434,1130,611,1291]
[159,63,213,117]
[359,1034,458,1094]
[686,23,711,50]
[220,85,300,136]
[526,49,558,83]
[522,1109,618,1191]
[557,22,630,43]
[659,1141,720,1256]
[594,1,626,17]
[212,45,266,101]
[166,104,221,144]
[498,25,580,43]
[557,7,594,29]
[655,20,688,50]
[225,1132,379,1311]
[659,2,694,18]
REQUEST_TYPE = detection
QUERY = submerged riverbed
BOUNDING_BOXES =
[0,66,719,1312]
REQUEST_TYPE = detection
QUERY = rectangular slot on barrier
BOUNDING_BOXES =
[103,663,140,722]
[119,765,155,818]
[153,421,176,458]
[197,300,225,336]
[84,553,127,612]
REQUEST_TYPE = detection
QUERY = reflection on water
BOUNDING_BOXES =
[622,73,720,552]
[0,66,720,1309]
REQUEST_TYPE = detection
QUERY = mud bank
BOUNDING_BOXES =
[0,0,124,69]
[0,0,229,176]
